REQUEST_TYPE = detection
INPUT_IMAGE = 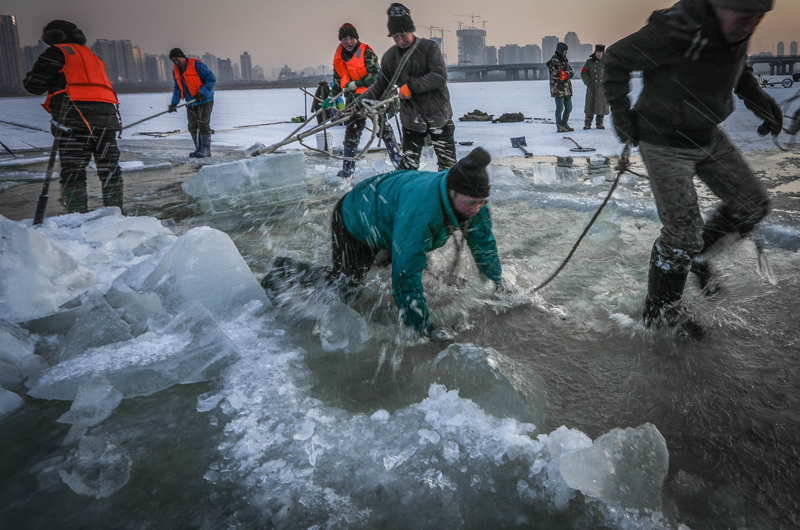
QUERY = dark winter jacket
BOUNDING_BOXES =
[603,0,776,148]
[361,37,453,133]
[171,60,215,107]
[341,169,502,331]
[546,52,574,98]
[23,45,120,133]
[581,54,609,116]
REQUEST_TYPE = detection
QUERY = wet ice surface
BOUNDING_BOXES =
[1,84,800,529]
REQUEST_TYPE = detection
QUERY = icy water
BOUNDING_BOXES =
[1,140,800,530]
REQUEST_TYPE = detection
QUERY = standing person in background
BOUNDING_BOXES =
[23,20,124,214]
[360,3,456,171]
[168,48,216,158]
[604,0,782,337]
[547,42,575,133]
[323,23,403,178]
[581,44,609,130]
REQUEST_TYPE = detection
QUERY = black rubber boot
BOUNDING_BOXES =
[337,146,357,178]
[385,138,403,169]
[643,245,704,339]
[102,179,124,210]
[62,183,89,214]
[189,134,199,158]
[195,134,211,158]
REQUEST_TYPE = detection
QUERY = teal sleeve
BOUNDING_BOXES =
[391,215,435,332]
[464,206,502,284]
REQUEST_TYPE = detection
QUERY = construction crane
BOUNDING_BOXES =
[454,14,487,30]
[418,26,451,42]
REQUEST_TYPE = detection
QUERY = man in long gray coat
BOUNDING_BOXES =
[581,44,609,130]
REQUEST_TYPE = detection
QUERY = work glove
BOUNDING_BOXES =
[559,69,569,81]
[322,96,334,110]
[737,79,783,137]
[167,103,177,113]
[611,108,638,146]
[193,93,205,104]
[345,81,358,92]
[755,97,783,136]
[399,84,412,99]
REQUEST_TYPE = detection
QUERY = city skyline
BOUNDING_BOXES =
[3,0,799,75]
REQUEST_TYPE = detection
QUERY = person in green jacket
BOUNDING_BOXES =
[330,147,503,336]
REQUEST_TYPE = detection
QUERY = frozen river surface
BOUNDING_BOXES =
[1,81,800,530]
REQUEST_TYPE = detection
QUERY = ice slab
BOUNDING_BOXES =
[59,436,131,498]
[0,215,96,322]
[56,293,133,363]
[81,215,172,244]
[182,152,308,213]
[314,301,370,353]
[559,423,669,510]
[413,343,547,428]
[0,319,45,389]
[104,284,169,336]
[57,373,122,427]
[113,226,271,321]
[27,305,241,401]
[0,387,24,416]
[531,163,557,186]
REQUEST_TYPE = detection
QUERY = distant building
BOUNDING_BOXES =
[233,62,240,81]
[92,39,136,82]
[542,36,558,61]
[0,14,24,88]
[278,64,298,79]
[521,44,542,64]
[777,41,785,56]
[23,39,48,71]
[457,26,486,65]
[498,44,521,65]
[792,41,798,56]
[217,58,234,84]
[132,46,147,82]
[301,66,316,77]
[240,51,252,81]
[145,54,170,82]
[483,45,497,66]
[252,65,265,80]
[202,53,219,76]
[563,31,592,62]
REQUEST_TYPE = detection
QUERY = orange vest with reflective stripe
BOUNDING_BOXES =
[174,58,203,100]
[43,44,118,113]
[333,42,372,94]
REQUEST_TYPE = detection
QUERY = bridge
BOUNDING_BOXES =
[447,55,800,81]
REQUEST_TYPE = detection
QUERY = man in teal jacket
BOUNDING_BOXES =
[330,147,503,335]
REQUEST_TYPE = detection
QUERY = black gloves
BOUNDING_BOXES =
[167,103,177,113]
[193,93,205,104]
[611,108,639,146]
[755,97,783,136]
[737,75,783,137]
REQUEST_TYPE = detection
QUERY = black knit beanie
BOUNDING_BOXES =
[339,23,359,41]
[169,48,186,59]
[447,147,491,198]
[42,20,86,46]
[387,3,415,36]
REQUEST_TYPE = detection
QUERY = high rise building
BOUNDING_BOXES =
[217,58,234,84]
[252,65,265,80]
[202,53,219,76]
[240,51,252,80]
[777,41,785,56]
[233,62,240,80]
[132,46,147,81]
[498,44,521,65]
[483,46,497,66]
[0,14,24,88]
[542,36,558,62]
[457,26,486,65]
[791,41,798,56]
[23,40,48,72]
[563,32,592,62]
[145,54,170,82]
[92,39,136,82]
[521,44,542,64]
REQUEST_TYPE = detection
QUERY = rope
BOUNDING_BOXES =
[532,144,633,293]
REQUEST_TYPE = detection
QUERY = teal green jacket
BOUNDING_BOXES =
[341,169,502,331]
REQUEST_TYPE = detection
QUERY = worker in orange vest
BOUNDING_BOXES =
[23,20,123,214]
[322,23,402,178]
[167,48,216,158]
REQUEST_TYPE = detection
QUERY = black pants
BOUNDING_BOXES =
[187,101,213,135]
[343,113,397,149]
[58,126,122,189]
[330,196,379,283]
[400,120,457,171]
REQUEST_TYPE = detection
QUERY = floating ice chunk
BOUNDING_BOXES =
[0,387,24,416]
[559,423,669,510]
[589,153,609,167]
[182,152,308,213]
[585,201,621,239]
[314,301,370,353]
[57,373,123,427]
[56,294,133,363]
[0,215,95,322]
[555,166,583,186]
[104,284,169,336]
[531,163,557,186]
[27,305,241,401]
[413,343,547,427]
[115,227,270,321]
[0,319,45,389]
[59,436,131,498]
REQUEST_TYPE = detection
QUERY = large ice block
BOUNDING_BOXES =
[59,436,131,498]
[56,294,133,363]
[0,387,24,416]
[559,423,669,510]
[27,305,241,401]
[113,226,270,321]
[413,343,547,427]
[57,373,123,427]
[0,319,45,389]
[182,152,308,213]
[314,301,370,353]
[0,215,96,322]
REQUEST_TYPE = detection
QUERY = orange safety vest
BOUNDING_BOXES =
[174,58,203,100]
[333,42,372,94]
[43,43,118,113]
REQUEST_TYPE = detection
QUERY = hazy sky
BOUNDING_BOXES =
[5,0,799,72]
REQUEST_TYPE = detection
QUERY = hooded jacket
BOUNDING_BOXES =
[341,169,502,330]
[603,0,773,147]
[546,52,574,98]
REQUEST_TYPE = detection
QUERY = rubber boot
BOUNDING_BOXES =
[189,134,199,158]
[385,138,403,169]
[102,178,124,211]
[584,116,592,130]
[643,246,704,339]
[195,134,211,158]
[596,115,605,129]
[337,146,357,178]
[62,183,89,214]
